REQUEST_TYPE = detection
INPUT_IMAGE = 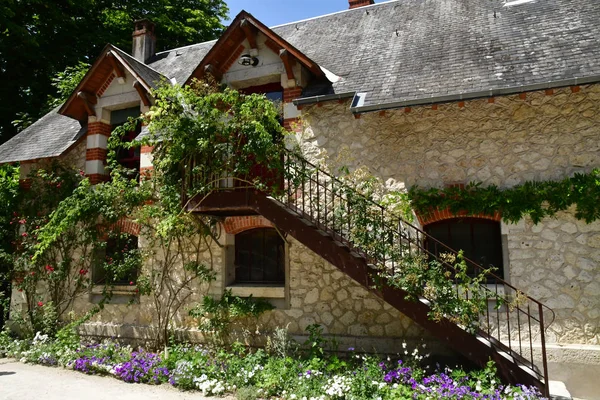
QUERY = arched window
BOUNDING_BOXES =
[234,228,285,284]
[93,233,139,286]
[424,218,504,278]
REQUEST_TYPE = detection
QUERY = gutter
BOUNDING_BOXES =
[348,76,600,114]
[293,92,356,106]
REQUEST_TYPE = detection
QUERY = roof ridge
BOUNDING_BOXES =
[153,0,400,56]
[269,0,399,29]
[111,46,169,79]
[154,39,218,56]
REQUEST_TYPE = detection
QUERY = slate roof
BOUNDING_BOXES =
[2,0,600,163]
[0,107,86,163]
[147,0,600,110]
[148,40,216,85]
[112,46,169,89]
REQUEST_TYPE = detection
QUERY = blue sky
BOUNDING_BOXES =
[224,0,352,27]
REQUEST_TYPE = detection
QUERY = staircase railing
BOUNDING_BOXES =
[183,148,554,393]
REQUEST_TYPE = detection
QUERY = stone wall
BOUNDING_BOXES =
[257,236,436,351]
[68,232,440,354]
[504,209,600,346]
[295,84,600,351]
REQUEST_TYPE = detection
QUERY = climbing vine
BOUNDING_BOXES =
[408,169,600,224]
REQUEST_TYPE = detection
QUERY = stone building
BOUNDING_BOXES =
[0,0,598,397]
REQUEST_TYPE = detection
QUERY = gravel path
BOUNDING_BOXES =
[0,359,233,400]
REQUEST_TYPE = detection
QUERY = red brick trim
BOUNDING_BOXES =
[140,145,154,154]
[283,87,302,103]
[88,122,112,137]
[98,218,140,239]
[140,166,153,179]
[96,73,115,97]
[283,117,302,132]
[417,207,502,226]
[19,179,31,190]
[86,148,107,161]
[223,216,274,235]
[87,174,110,185]
[111,218,140,236]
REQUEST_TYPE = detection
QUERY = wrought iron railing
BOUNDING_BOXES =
[183,148,554,394]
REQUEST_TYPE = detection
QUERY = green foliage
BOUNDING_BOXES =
[145,81,288,211]
[0,164,19,328]
[409,169,600,224]
[0,330,547,399]
[190,290,275,345]
[0,0,228,140]
[386,252,494,332]
[45,62,91,110]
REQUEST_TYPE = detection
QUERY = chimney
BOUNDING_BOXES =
[132,19,156,63]
[349,0,375,8]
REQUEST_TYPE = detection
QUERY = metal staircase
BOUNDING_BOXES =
[183,149,554,396]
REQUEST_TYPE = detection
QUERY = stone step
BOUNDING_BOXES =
[549,380,572,400]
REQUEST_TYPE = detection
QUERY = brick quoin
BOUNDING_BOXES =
[87,122,112,136]
[140,145,154,154]
[19,179,32,190]
[86,148,107,161]
[140,166,154,179]
[223,216,274,235]
[283,87,302,103]
[283,118,302,132]
[87,174,110,185]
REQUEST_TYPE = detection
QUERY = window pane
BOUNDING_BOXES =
[93,234,139,285]
[234,228,285,284]
[425,218,503,279]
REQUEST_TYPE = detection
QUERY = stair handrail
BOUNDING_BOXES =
[183,146,554,392]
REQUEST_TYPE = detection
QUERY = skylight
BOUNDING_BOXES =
[503,0,536,7]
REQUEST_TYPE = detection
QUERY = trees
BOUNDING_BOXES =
[0,0,228,143]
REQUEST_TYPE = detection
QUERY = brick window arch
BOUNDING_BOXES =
[424,217,504,278]
[234,228,285,285]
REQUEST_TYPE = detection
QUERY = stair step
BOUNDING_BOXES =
[350,251,365,259]
[476,335,492,348]
[549,381,572,400]
[518,364,541,379]
[496,350,515,363]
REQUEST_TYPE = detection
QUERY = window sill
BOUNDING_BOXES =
[227,284,285,299]
[90,284,138,296]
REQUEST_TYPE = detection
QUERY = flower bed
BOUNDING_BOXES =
[0,329,546,400]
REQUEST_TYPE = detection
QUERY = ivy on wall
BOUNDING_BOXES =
[407,169,600,224]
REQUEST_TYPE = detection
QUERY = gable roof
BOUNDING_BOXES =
[147,0,600,111]
[0,107,86,164]
[59,44,169,121]
[184,11,325,85]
